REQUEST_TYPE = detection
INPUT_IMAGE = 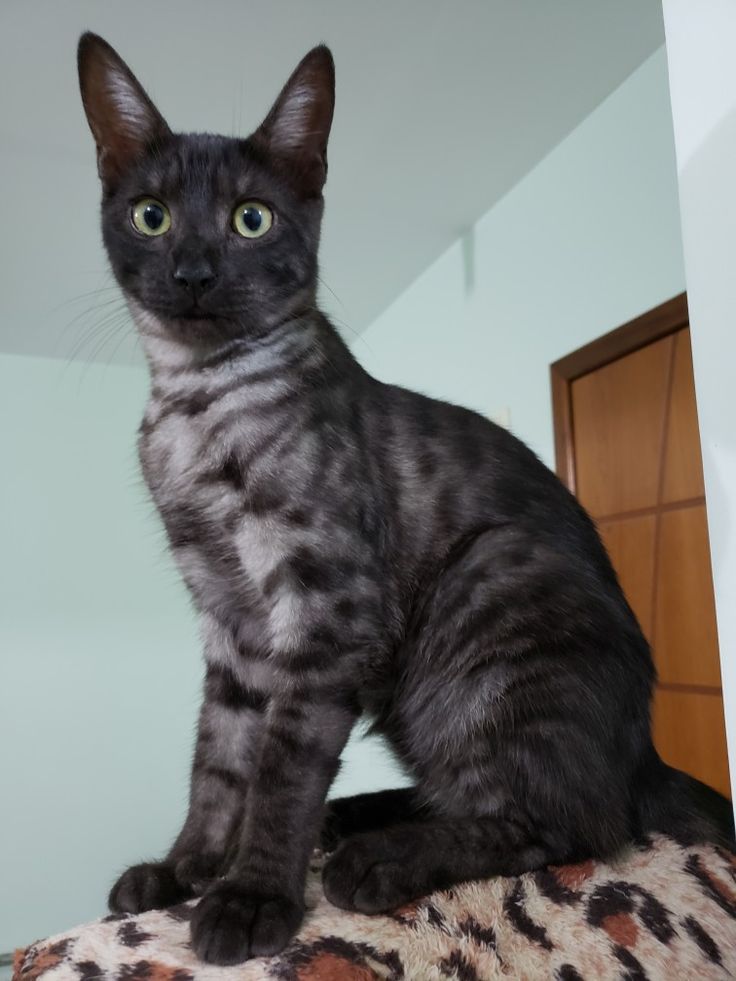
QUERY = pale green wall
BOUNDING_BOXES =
[357,47,685,470]
[0,353,200,950]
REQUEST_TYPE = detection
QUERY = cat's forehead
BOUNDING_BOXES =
[134,133,274,202]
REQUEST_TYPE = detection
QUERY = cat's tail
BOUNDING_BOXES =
[636,753,735,849]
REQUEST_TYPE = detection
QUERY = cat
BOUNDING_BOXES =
[77,32,734,966]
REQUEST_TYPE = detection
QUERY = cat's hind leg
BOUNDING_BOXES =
[321,787,426,850]
[322,811,567,913]
[323,524,647,913]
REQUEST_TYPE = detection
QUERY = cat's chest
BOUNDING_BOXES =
[139,409,215,501]
[140,413,239,566]
[138,408,296,618]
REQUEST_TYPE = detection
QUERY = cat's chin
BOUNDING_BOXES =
[126,297,243,354]
[155,316,248,350]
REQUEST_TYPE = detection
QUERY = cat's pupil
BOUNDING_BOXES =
[144,204,164,230]
[242,207,262,232]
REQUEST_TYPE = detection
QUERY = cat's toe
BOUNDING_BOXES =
[109,862,190,913]
[349,860,410,913]
[322,835,413,913]
[174,851,223,894]
[191,882,302,965]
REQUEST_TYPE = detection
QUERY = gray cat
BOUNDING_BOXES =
[77,33,733,965]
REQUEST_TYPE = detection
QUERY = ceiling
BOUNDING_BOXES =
[0,0,666,365]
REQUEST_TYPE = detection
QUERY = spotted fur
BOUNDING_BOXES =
[77,33,734,965]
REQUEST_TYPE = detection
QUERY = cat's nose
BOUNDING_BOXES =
[172,258,217,296]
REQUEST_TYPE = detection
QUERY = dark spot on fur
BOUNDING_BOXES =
[206,663,268,712]
[118,921,153,948]
[631,885,675,944]
[534,867,582,905]
[184,390,211,416]
[503,880,553,950]
[335,597,357,619]
[612,946,649,981]
[286,646,331,671]
[203,765,248,791]
[219,452,244,490]
[586,881,634,926]
[556,967,585,981]
[682,915,722,964]
[438,950,481,981]
[289,547,335,592]
[285,507,310,527]
[309,625,339,649]
[458,915,497,949]
[249,485,287,513]
[75,961,106,981]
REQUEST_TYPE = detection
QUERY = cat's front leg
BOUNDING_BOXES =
[191,688,358,964]
[109,655,267,913]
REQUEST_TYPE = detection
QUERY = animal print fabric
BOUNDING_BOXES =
[14,837,736,980]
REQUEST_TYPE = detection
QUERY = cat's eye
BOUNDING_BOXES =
[131,198,171,236]
[232,201,273,239]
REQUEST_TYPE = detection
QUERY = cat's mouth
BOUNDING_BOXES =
[148,296,226,324]
[177,307,220,321]
[128,292,237,340]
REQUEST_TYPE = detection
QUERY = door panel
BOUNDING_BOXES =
[571,336,672,517]
[662,329,706,503]
[597,515,656,642]
[654,505,721,688]
[556,311,729,795]
[652,688,730,797]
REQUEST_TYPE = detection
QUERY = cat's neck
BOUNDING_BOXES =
[128,298,361,392]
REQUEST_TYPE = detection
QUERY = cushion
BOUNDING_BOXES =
[13,835,736,980]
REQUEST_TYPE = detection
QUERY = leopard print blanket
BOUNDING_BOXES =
[13,836,736,980]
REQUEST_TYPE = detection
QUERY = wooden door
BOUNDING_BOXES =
[551,295,730,796]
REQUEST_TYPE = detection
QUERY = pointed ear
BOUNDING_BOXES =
[77,32,171,189]
[252,45,335,197]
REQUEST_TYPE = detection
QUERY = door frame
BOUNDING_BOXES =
[550,292,689,493]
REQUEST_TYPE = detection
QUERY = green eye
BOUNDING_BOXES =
[233,201,273,239]
[131,198,171,236]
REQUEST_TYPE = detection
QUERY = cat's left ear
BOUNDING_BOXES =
[77,32,171,189]
[253,45,335,197]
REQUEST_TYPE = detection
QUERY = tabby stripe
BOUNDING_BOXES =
[206,664,269,712]
[203,766,248,791]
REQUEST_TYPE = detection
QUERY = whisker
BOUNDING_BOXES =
[50,283,120,314]
[62,307,131,373]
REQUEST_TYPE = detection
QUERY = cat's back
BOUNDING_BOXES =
[367,380,598,551]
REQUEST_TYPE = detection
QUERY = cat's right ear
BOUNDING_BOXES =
[252,45,335,198]
[77,32,171,189]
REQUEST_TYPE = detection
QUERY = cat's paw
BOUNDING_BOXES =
[174,851,223,895]
[322,832,414,913]
[190,881,303,965]
[109,861,192,913]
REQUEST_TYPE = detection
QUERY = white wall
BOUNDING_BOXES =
[357,48,685,470]
[662,0,736,798]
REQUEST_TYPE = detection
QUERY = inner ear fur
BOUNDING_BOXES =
[252,45,335,197]
[77,32,171,188]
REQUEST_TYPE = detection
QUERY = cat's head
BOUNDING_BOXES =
[77,33,334,352]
